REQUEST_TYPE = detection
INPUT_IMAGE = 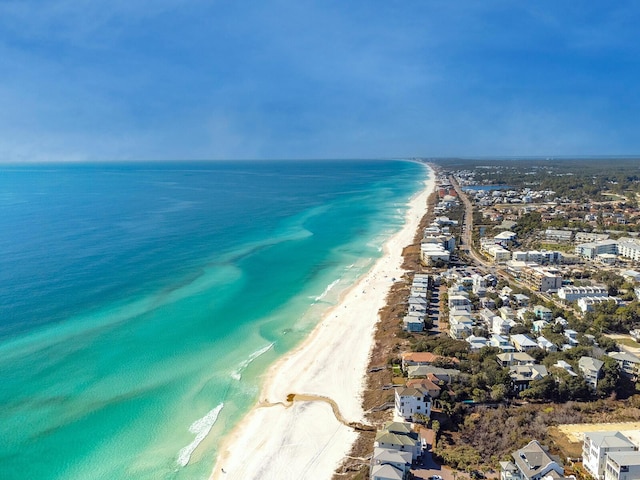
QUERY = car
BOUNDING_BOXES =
[471,471,486,479]
[428,476,443,480]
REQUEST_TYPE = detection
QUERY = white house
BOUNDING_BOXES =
[490,334,516,352]
[394,387,431,422]
[608,351,640,378]
[493,316,515,336]
[579,356,604,389]
[558,285,608,302]
[604,451,640,480]
[578,296,621,313]
[583,431,636,480]
[537,336,558,352]
[466,335,488,351]
[497,352,536,367]
[510,334,538,352]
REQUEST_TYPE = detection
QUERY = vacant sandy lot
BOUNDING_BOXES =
[558,422,640,444]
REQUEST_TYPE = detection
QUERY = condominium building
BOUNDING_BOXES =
[520,266,563,292]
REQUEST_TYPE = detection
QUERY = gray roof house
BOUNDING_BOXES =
[501,440,563,480]
[370,447,412,480]
[578,356,604,389]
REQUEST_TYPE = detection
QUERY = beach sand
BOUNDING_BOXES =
[211,164,435,480]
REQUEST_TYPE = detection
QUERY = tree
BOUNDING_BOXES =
[597,356,621,398]
[519,376,556,400]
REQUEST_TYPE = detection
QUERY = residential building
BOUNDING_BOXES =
[618,238,640,262]
[608,352,640,378]
[403,315,424,333]
[513,293,530,307]
[545,229,573,242]
[520,266,563,292]
[558,285,608,302]
[579,356,604,389]
[499,306,516,320]
[564,329,579,346]
[370,462,405,480]
[493,316,515,336]
[575,232,610,243]
[537,336,558,353]
[510,334,538,352]
[420,243,450,266]
[487,245,512,263]
[466,335,488,351]
[583,431,636,480]
[374,422,422,462]
[497,352,536,367]
[401,352,457,372]
[604,451,640,480]
[575,240,618,259]
[509,365,549,392]
[533,305,553,321]
[490,334,516,352]
[532,320,549,333]
[500,440,563,480]
[423,233,456,253]
[406,378,441,399]
[370,448,412,480]
[394,387,431,422]
[578,296,621,313]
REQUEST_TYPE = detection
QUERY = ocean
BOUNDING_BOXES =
[0,159,427,480]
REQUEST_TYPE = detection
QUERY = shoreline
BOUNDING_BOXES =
[211,163,435,480]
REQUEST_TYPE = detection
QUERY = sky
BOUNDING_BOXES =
[0,0,639,161]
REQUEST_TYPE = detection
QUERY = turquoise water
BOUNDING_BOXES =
[0,160,427,480]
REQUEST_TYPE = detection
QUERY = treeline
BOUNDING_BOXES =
[435,158,640,201]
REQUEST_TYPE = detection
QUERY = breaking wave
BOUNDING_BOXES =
[230,342,275,380]
[177,403,224,467]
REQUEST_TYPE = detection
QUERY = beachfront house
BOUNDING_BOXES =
[394,387,431,422]
[401,352,458,372]
[370,447,412,480]
[583,431,637,480]
[374,422,422,462]
[403,314,424,333]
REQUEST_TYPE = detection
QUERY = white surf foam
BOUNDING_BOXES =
[177,403,224,467]
[314,278,340,302]
[231,342,275,380]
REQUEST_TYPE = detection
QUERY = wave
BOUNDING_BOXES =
[314,278,341,302]
[177,403,224,467]
[231,342,275,380]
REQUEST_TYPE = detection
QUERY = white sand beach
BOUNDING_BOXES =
[211,164,435,480]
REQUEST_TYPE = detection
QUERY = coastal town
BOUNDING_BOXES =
[342,159,640,480]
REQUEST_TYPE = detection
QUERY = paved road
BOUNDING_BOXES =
[448,175,491,269]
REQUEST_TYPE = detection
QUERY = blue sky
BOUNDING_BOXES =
[0,0,638,161]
